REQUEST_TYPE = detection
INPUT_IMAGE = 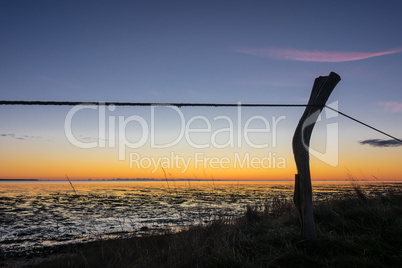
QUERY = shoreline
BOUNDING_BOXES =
[1,179,402,182]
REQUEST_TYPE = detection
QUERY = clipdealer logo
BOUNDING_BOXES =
[302,101,339,167]
[64,101,339,173]
[128,152,286,174]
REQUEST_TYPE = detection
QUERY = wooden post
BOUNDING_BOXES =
[292,72,341,239]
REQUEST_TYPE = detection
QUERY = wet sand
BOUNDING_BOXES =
[1,180,399,262]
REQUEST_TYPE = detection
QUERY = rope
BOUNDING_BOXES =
[324,105,402,143]
[0,100,400,143]
[0,100,315,107]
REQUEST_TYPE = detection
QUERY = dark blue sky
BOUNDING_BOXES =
[1,1,401,180]
[2,1,401,103]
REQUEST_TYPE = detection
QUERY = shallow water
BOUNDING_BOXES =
[0,180,400,255]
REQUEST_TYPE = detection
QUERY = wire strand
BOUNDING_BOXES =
[0,100,315,107]
[324,105,402,143]
[0,100,400,144]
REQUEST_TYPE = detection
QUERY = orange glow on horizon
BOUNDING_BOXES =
[1,139,401,181]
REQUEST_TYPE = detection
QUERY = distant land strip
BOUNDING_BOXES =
[0,178,39,181]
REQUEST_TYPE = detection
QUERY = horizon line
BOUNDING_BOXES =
[1,178,401,182]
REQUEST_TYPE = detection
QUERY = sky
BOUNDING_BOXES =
[0,0,401,181]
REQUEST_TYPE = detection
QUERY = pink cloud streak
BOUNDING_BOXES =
[233,47,402,62]
[379,101,402,113]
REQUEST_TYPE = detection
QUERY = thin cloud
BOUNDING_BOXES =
[1,133,24,140]
[233,47,402,62]
[360,139,402,147]
[80,136,108,143]
[0,133,43,140]
[378,101,402,113]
